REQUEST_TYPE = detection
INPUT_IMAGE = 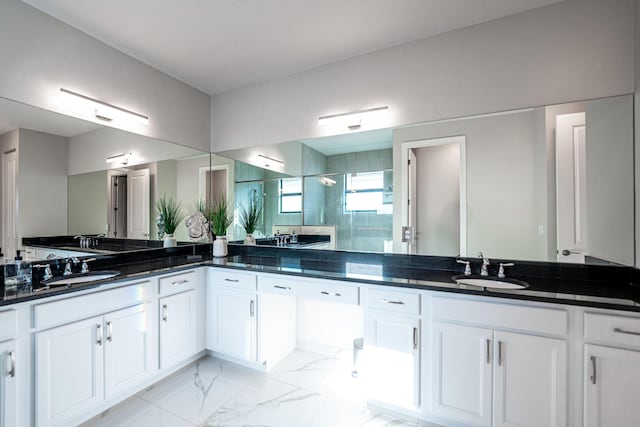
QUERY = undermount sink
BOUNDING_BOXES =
[43,271,121,286]
[452,275,529,290]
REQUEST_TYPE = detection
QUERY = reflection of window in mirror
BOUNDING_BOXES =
[345,171,385,213]
[279,178,302,213]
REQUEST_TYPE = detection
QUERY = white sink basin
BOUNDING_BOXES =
[453,276,529,290]
[44,271,121,286]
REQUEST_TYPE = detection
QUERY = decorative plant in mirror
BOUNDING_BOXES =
[239,190,263,245]
[211,195,234,257]
[156,195,185,248]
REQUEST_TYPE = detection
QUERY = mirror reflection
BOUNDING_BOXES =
[219,94,635,266]
[0,96,213,258]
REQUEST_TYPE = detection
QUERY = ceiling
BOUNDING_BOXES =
[22,0,562,95]
[302,128,393,156]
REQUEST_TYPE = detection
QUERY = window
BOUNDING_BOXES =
[345,171,385,212]
[279,178,302,213]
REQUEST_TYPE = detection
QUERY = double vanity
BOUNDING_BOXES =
[1,241,639,426]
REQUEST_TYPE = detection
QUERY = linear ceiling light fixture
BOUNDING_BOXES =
[258,153,285,167]
[318,106,389,130]
[106,152,132,165]
[60,88,149,125]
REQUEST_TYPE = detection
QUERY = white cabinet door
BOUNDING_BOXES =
[36,316,105,427]
[104,305,153,398]
[159,290,197,369]
[0,339,17,427]
[208,286,257,362]
[431,322,493,427]
[493,331,567,427]
[584,344,640,427]
[364,310,420,409]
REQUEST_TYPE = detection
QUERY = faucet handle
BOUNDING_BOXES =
[456,259,472,276]
[81,258,96,274]
[498,263,515,279]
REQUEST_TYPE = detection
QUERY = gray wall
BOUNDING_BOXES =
[211,0,634,152]
[0,0,210,151]
[68,170,107,235]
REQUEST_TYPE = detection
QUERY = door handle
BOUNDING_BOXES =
[590,356,597,385]
[613,327,640,336]
[96,324,103,346]
[273,285,291,290]
[497,341,503,366]
[106,321,113,342]
[561,249,580,256]
[250,300,255,318]
[486,339,491,364]
[162,304,168,322]
[381,298,405,305]
[320,290,341,297]
[413,327,418,349]
[171,279,189,286]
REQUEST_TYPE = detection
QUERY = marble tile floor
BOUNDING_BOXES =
[81,349,421,427]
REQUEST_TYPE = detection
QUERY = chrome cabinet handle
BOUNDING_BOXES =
[497,341,503,366]
[273,285,291,290]
[613,327,640,336]
[224,278,239,283]
[250,300,255,318]
[590,356,597,385]
[96,324,103,346]
[171,279,189,286]
[381,298,405,305]
[106,321,113,342]
[8,351,15,378]
[486,339,491,364]
[321,291,341,297]
[162,304,168,322]
[413,327,418,349]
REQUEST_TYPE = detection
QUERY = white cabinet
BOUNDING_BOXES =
[159,290,198,369]
[363,286,420,410]
[0,339,18,427]
[35,304,153,426]
[207,286,257,362]
[431,322,567,427]
[431,323,493,426]
[36,316,104,427]
[584,345,640,426]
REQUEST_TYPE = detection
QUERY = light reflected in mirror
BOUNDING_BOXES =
[0,96,214,258]
[217,95,635,266]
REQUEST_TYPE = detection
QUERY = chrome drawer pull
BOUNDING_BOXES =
[250,300,255,317]
[171,279,189,286]
[96,324,103,346]
[413,327,418,349]
[498,341,503,366]
[486,339,491,364]
[381,298,405,305]
[613,327,640,336]
[590,356,597,385]
[8,351,15,378]
[162,304,168,322]
[224,278,239,283]
[106,321,113,342]
[274,285,291,290]
[321,291,341,297]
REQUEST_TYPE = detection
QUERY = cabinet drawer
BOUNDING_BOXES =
[366,287,420,315]
[33,280,151,329]
[159,270,196,296]
[432,296,567,336]
[210,268,256,292]
[0,309,17,341]
[258,275,299,296]
[297,279,359,305]
[584,312,640,348]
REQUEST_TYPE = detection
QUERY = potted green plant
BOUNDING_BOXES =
[239,191,262,245]
[210,195,233,257]
[156,195,185,247]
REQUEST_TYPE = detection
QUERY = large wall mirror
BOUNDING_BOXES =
[0,96,217,257]
[216,94,635,267]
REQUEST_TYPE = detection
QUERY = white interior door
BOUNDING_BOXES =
[2,149,17,258]
[556,112,587,263]
[127,168,150,240]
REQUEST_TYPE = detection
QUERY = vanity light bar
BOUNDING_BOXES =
[106,152,131,164]
[318,106,389,128]
[60,88,149,125]
[258,154,285,167]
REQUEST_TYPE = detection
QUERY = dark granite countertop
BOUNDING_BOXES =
[3,242,640,312]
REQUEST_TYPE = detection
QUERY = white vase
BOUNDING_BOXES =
[213,236,228,257]
[163,234,177,248]
[244,233,256,245]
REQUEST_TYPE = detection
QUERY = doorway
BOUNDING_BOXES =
[401,136,466,256]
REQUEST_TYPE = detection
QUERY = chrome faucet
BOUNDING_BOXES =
[64,257,80,276]
[81,258,96,274]
[498,263,515,279]
[477,252,490,276]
